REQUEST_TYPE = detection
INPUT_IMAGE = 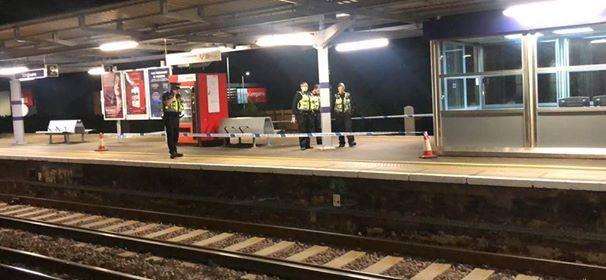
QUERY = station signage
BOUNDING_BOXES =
[165,51,222,66]
[16,69,46,81]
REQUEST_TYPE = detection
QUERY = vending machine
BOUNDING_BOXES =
[169,73,229,145]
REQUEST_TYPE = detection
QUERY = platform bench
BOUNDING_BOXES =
[35,120,93,144]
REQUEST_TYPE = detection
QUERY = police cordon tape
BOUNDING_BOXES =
[105,131,426,138]
[272,113,433,123]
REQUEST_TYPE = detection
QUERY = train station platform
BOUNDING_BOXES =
[0,133,605,192]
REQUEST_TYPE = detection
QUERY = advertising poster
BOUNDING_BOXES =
[147,67,170,119]
[124,70,149,119]
[101,72,125,120]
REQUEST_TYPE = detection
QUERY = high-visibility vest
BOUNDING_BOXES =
[334,92,351,113]
[297,91,312,111]
[310,94,320,111]
[164,96,182,113]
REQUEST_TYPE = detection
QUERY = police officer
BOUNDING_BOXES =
[310,84,322,145]
[333,82,356,147]
[162,83,183,159]
[292,82,313,150]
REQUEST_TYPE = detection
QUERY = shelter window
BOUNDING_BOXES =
[439,37,523,111]
[537,23,606,107]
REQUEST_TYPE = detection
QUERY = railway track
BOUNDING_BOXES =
[0,244,148,280]
[0,195,602,280]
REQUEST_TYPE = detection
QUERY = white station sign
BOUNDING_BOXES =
[165,51,222,66]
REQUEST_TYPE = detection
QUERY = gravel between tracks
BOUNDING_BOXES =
[0,227,280,280]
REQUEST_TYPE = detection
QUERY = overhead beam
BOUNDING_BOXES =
[159,0,207,23]
[314,19,354,48]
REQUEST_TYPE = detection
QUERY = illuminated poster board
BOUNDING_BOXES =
[124,70,149,119]
[147,67,170,119]
[101,72,125,120]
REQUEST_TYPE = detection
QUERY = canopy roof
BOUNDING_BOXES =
[0,0,531,72]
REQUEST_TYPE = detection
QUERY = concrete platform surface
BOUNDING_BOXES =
[1,133,606,191]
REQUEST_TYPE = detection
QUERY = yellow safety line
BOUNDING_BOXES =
[2,147,606,172]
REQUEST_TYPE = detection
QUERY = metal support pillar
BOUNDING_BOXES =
[317,47,334,148]
[522,35,539,148]
[429,40,443,149]
[10,78,25,145]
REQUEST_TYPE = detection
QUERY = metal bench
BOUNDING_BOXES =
[219,117,280,147]
[35,120,92,144]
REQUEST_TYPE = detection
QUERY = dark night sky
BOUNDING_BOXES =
[0,1,432,133]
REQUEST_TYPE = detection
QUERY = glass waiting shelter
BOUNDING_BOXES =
[428,15,606,157]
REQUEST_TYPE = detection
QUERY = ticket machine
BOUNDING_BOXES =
[169,73,229,145]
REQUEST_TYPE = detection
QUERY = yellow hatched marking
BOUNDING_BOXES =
[514,275,540,280]
[143,226,183,239]
[193,233,233,247]
[411,263,451,280]
[254,241,295,257]
[62,215,99,226]
[363,256,403,274]
[81,218,121,229]
[98,220,139,232]
[121,224,159,235]
[324,251,366,269]
[13,209,50,218]
[462,268,494,280]
[46,213,84,223]
[286,246,329,262]
[2,206,36,216]
[223,237,265,252]
[167,230,207,243]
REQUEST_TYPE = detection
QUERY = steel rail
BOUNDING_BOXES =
[0,214,398,280]
[0,263,61,280]
[1,193,604,279]
[0,246,149,280]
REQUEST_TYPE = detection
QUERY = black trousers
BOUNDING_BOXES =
[296,112,313,148]
[334,113,355,145]
[312,112,322,145]
[164,116,180,155]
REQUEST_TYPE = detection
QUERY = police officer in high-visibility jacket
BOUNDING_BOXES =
[333,82,356,147]
[310,84,322,145]
[162,83,184,159]
[291,82,313,150]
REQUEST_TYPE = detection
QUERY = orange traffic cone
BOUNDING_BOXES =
[95,133,108,152]
[420,131,437,159]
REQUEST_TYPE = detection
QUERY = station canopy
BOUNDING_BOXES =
[0,0,532,73]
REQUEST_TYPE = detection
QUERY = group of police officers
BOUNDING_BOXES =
[160,81,355,158]
[291,81,355,150]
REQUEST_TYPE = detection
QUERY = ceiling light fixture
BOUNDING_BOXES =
[553,27,594,35]
[255,33,314,47]
[503,0,606,29]
[335,38,389,52]
[99,40,139,52]
[0,66,29,76]
[87,67,106,75]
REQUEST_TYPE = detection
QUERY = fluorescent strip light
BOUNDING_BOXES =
[503,0,606,28]
[99,40,139,52]
[0,66,29,76]
[591,39,606,44]
[87,67,106,75]
[256,33,314,47]
[336,13,350,18]
[335,38,389,52]
[504,34,523,40]
[553,27,594,35]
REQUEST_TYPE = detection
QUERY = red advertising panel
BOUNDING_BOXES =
[124,70,148,119]
[101,72,125,120]
[247,87,267,104]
